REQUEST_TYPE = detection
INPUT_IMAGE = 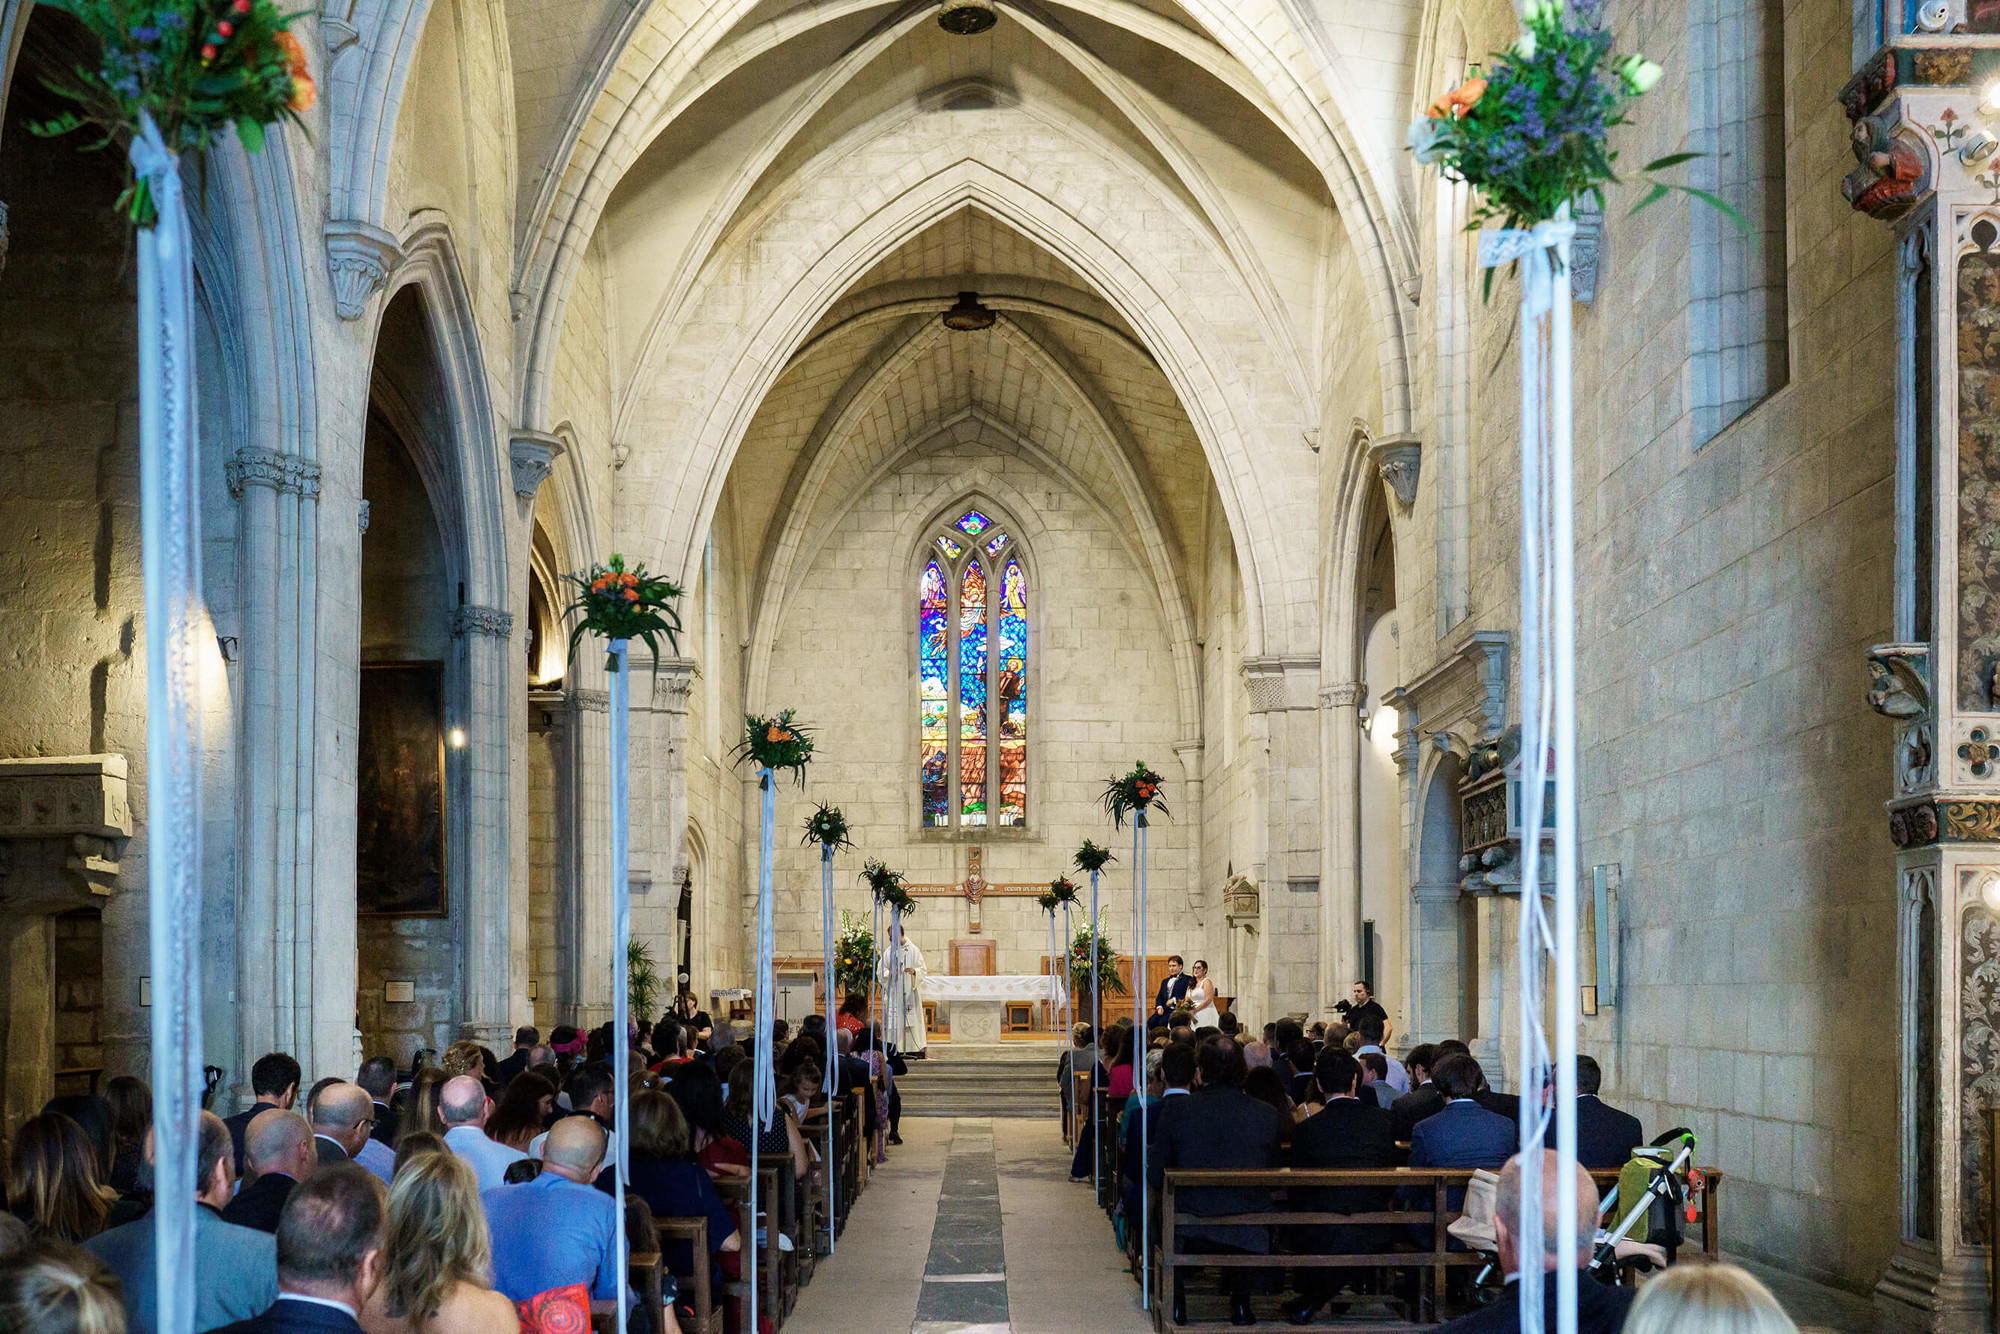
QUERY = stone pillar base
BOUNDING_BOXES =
[1873,1241,1989,1333]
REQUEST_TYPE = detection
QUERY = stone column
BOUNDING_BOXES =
[1242,655,1321,1019]
[1172,740,1207,961]
[452,605,520,1045]
[1319,681,1363,1015]
[563,687,613,1029]
[1843,49,2000,1329]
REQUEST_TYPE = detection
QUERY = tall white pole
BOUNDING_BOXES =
[821,845,836,1251]
[1550,214,1580,1334]
[609,639,630,1334]
[133,112,202,1334]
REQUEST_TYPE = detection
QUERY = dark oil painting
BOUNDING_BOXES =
[358,662,447,917]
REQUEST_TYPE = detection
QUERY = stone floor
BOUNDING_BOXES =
[783,1116,1879,1334]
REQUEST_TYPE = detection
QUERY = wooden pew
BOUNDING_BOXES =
[653,1213,721,1334]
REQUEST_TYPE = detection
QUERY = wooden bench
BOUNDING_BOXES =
[1152,1164,1726,1328]
[654,1213,721,1334]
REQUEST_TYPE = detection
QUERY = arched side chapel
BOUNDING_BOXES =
[0,0,1940,1311]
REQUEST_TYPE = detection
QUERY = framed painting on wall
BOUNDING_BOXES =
[358,661,447,917]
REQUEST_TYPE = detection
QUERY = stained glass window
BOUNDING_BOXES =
[919,510,1027,829]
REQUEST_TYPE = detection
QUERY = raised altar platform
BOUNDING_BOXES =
[921,973,1065,1043]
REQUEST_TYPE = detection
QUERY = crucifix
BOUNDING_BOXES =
[905,845,1046,933]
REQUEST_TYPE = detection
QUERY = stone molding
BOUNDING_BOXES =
[449,605,515,639]
[0,755,132,907]
[1320,681,1364,709]
[1570,195,1602,304]
[1368,432,1422,510]
[1240,655,1320,714]
[655,658,697,713]
[324,219,404,320]
[572,688,611,713]
[226,448,322,500]
[509,429,566,500]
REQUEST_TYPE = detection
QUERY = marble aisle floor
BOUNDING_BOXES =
[784,1116,1152,1334]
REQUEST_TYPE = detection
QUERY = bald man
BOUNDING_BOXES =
[310,1082,374,1168]
[483,1116,625,1306]
[1431,1151,1633,1334]
[437,1073,525,1192]
[223,1109,316,1234]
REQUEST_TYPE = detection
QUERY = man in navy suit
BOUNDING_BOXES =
[1407,1055,1517,1213]
[1149,955,1192,1029]
[1432,1151,1635,1334]
[212,1165,388,1334]
[1573,1056,1644,1169]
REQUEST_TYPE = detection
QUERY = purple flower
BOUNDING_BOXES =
[160,10,187,27]
[113,75,141,96]
[132,25,160,41]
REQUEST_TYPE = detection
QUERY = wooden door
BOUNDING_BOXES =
[949,938,996,976]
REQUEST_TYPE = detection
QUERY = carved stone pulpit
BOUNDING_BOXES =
[1843,25,2000,1327]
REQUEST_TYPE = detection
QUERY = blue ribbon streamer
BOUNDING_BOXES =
[609,641,630,1334]
[750,768,777,1334]
[1136,817,1150,1311]
[821,845,836,1252]
[1088,868,1101,1201]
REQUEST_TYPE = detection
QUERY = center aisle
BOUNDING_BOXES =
[784,1117,1151,1334]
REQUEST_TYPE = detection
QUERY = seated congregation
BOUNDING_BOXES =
[0,1007,906,1334]
[1068,1009,1703,1330]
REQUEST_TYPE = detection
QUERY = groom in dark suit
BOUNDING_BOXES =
[1148,955,1191,1029]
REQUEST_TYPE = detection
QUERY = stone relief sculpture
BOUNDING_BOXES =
[1960,904,2000,1243]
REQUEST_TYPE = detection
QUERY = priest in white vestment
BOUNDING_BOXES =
[878,918,929,1054]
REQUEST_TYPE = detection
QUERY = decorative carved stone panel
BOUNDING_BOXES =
[1960,899,2000,1243]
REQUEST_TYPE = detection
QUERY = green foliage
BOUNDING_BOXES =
[1037,875,1080,913]
[833,911,876,994]
[1073,839,1117,874]
[735,710,814,788]
[627,936,661,1023]
[801,803,852,853]
[28,0,315,223]
[1068,915,1126,998]
[1100,761,1169,829]
[861,860,916,916]
[563,554,684,672]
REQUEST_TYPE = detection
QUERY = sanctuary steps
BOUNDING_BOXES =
[896,1041,1062,1119]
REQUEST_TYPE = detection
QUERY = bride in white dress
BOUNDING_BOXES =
[1187,959,1222,1027]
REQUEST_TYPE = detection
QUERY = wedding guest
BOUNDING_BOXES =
[0,1241,126,1334]
[437,1078,525,1193]
[224,1112,316,1236]
[100,1081,150,1199]
[8,1115,108,1244]
[483,1076,556,1154]
[362,1150,518,1333]
[224,1055,301,1178]
[597,1091,739,1278]
[482,1120,622,1308]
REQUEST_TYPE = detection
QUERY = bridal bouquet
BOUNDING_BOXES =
[28,0,315,223]
[1406,0,1720,239]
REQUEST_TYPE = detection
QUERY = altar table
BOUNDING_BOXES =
[920,974,1066,1042]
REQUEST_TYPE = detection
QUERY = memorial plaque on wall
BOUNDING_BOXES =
[358,662,447,917]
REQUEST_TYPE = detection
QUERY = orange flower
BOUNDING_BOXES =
[621,572,638,587]
[1429,76,1486,119]
[767,725,790,743]
[288,72,316,112]
[273,29,308,76]
[623,588,639,602]
[592,576,607,591]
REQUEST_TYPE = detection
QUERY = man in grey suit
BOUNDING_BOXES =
[86,1110,278,1334]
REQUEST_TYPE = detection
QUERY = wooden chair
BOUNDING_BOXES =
[653,1214,720,1334]
[1004,1001,1034,1033]
[624,1194,667,1334]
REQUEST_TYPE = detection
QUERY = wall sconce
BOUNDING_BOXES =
[448,727,468,749]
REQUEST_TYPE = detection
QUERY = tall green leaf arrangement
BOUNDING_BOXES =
[1101,760,1167,1307]
[1039,875,1081,1089]
[1073,837,1117,1204]
[733,711,814,1334]
[1407,5,1725,1329]
[26,8,313,1331]
[861,859,915,1105]
[802,802,850,1249]
[569,555,682,1334]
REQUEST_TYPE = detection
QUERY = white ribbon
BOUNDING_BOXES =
[820,844,836,1252]
[1088,869,1101,1202]
[1480,206,1581,1334]
[750,767,777,1334]
[133,110,203,1334]
[608,641,631,1334]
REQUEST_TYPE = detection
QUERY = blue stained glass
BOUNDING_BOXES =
[986,532,1009,555]
[955,509,991,536]
[937,535,963,560]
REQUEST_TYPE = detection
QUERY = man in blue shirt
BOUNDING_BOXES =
[483,1115,625,1305]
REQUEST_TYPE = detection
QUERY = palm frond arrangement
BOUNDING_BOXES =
[1038,875,1080,913]
[861,860,916,915]
[735,710,814,788]
[801,803,852,853]
[1074,839,1117,874]
[1100,761,1169,828]
[563,553,684,672]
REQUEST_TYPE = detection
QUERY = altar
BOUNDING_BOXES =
[920,973,1066,1043]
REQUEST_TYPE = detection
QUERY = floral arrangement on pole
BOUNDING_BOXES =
[833,911,876,995]
[1100,761,1169,829]
[562,554,684,672]
[1069,916,1126,997]
[1037,875,1081,914]
[1074,839,1117,875]
[734,711,814,789]
[801,803,852,853]
[861,860,916,916]
[1406,0,1723,263]
[27,0,316,223]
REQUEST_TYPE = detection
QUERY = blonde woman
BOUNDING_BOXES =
[1625,1262,1800,1334]
[0,1241,126,1334]
[362,1150,520,1334]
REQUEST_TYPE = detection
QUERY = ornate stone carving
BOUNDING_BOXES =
[1841,115,1930,219]
[1570,194,1602,304]
[1890,801,1940,847]
[324,220,403,320]
[1869,644,1933,717]
[509,430,565,501]
[0,756,132,908]
[1223,874,1260,920]
[1469,632,1509,738]
[572,688,611,713]
[1960,902,2000,1243]
[1946,800,2000,840]
[1321,681,1363,708]
[226,448,322,500]
[1369,432,1422,510]
[449,606,515,639]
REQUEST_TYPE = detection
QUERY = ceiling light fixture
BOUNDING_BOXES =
[938,0,998,35]
[941,291,996,331]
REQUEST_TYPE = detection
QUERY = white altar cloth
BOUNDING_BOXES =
[921,973,1065,1006]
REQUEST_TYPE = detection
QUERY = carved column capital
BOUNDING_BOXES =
[324,220,403,321]
[450,606,515,640]
[227,448,322,500]
[509,430,566,501]
[1369,432,1422,510]
[1320,681,1364,709]
[655,657,697,713]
